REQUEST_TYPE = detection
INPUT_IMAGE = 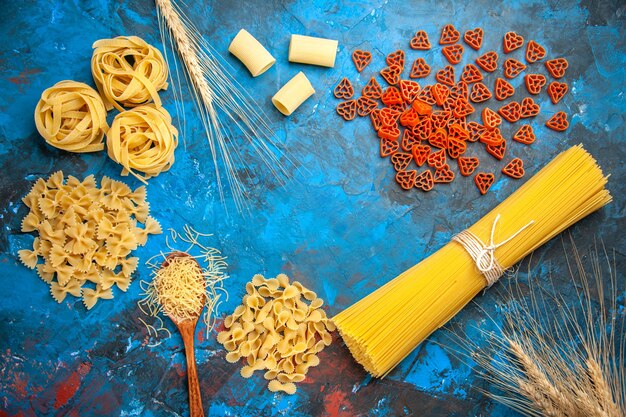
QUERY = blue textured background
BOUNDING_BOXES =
[1,0,624,416]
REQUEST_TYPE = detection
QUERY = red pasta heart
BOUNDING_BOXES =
[495,78,515,101]
[503,31,524,53]
[435,65,455,86]
[431,84,450,106]
[498,101,522,123]
[470,82,492,103]
[381,86,403,106]
[410,58,431,79]
[386,50,406,68]
[526,40,546,63]
[476,51,498,72]
[482,107,502,128]
[411,144,431,167]
[399,108,420,127]
[440,24,460,45]
[410,30,431,50]
[399,80,421,102]
[356,96,377,117]
[520,97,540,118]
[524,73,547,95]
[546,111,569,131]
[352,49,372,72]
[380,137,399,157]
[474,172,495,194]
[378,124,401,141]
[395,170,417,190]
[427,148,447,169]
[486,139,507,160]
[336,100,357,121]
[391,152,413,171]
[480,127,504,147]
[513,124,536,145]
[428,128,448,149]
[461,64,483,84]
[458,156,480,176]
[362,77,383,99]
[547,81,568,104]
[502,158,525,179]
[380,64,402,85]
[464,28,483,50]
[467,121,486,142]
[446,137,467,159]
[415,170,435,191]
[334,77,354,99]
[545,58,568,78]
[434,164,455,183]
[401,127,420,152]
[503,58,526,79]
[442,44,464,65]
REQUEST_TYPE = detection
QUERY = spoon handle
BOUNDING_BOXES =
[179,321,205,417]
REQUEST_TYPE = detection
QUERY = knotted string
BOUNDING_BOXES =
[452,214,534,287]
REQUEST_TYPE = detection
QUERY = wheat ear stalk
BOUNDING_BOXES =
[586,358,621,417]
[509,340,577,416]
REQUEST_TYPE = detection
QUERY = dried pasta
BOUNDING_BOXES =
[17,171,162,309]
[106,105,178,183]
[217,273,334,394]
[228,29,276,77]
[139,226,228,345]
[91,36,168,111]
[333,145,611,377]
[271,72,315,116]
[288,34,338,67]
[34,80,108,153]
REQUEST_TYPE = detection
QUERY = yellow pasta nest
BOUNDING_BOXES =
[91,36,168,111]
[217,273,335,394]
[34,80,108,153]
[17,171,162,309]
[107,105,178,183]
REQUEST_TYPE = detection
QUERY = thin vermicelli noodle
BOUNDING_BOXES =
[333,145,612,377]
[150,256,205,323]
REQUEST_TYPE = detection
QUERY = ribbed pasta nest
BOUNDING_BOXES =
[17,171,162,309]
[91,36,168,111]
[106,105,178,183]
[217,273,335,394]
[34,80,108,153]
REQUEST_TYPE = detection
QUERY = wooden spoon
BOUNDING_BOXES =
[161,251,205,417]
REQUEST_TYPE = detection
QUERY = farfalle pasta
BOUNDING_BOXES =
[17,171,161,309]
[217,273,334,394]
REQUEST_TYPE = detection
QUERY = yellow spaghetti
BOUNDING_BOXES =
[333,145,611,378]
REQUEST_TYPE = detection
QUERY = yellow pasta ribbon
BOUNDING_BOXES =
[34,81,108,153]
[91,36,168,111]
[106,105,178,183]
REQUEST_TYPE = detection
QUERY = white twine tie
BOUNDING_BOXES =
[452,214,535,287]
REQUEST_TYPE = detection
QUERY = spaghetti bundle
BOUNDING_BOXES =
[333,145,611,377]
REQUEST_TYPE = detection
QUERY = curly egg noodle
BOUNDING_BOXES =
[107,105,178,183]
[91,36,169,111]
[34,81,108,153]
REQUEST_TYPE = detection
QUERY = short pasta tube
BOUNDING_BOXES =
[272,72,315,116]
[228,29,276,77]
[288,35,338,68]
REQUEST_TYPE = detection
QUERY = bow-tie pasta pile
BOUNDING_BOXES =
[217,273,335,394]
[18,171,162,309]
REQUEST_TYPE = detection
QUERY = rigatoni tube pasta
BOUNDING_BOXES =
[333,145,611,378]
[272,72,315,116]
[228,29,276,77]
[288,35,338,67]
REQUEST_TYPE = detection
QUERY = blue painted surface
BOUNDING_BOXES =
[0,0,624,416]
